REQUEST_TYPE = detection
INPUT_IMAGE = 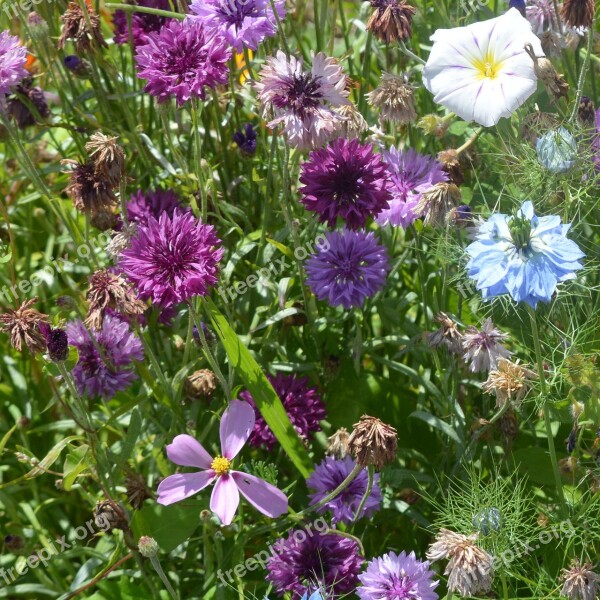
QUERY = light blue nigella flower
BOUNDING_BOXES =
[301,591,324,600]
[536,127,577,174]
[465,201,584,308]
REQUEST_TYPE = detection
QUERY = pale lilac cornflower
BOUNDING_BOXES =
[157,400,288,525]
[526,0,557,33]
[254,50,349,149]
[462,318,512,373]
[0,31,28,98]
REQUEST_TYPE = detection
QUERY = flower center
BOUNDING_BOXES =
[509,214,532,251]
[211,456,231,475]
[218,0,257,27]
[472,52,503,80]
[387,575,418,598]
[273,73,323,115]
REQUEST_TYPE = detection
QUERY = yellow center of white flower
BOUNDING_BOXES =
[472,52,503,80]
[211,456,231,476]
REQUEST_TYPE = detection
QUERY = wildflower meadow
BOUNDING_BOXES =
[2,0,600,598]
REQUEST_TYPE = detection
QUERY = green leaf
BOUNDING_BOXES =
[204,298,312,477]
[63,444,91,491]
[23,435,81,480]
[409,410,463,448]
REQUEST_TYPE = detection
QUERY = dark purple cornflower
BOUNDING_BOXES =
[113,0,176,47]
[7,77,50,129]
[306,230,390,309]
[39,323,69,362]
[66,313,144,400]
[299,138,392,230]
[307,456,382,524]
[119,209,223,309]
[135,18,230,106]
[189,0,286,52]
[462,318,512,373]
[63,55,91,78]
[126,188,183,226]
[239,373,326,450]
[233,123,257,156]
[0,31,28,97]
[266,530,363,597]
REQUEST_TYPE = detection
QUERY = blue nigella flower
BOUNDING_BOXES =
[465,201,584,308]
[301,591,324,600]
[508,0,526,17]
[536,127,577,174]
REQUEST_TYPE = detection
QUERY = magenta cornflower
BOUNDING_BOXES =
[66,314,144,400]
[113,0,176,47]
[376,147,448,228]
[306,230,390,309]
[119,209,223,309]
[255,50,349,149]
[135,18,230,106]
[299,138,392,230]
[157,400,288,525]
[189,0,286,52]
[239,373,326,450]
[126,188,183,226]
[0,31,28,97]
[307,456,382,524]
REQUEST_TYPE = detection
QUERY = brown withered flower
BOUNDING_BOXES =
[414,182,461,227]
[483,358,537,408]
[367,73,417,124]
[347,415,398,469]
[437,149,463,185]
[59,2,107,53]
[93,499,129,533]
[326,427,350,459]
[64,160,117,216]
[577,96,596,128]
[184,369,218,400]
[0,298,49,353]
[85,132,126,187]
[560,0,595,29]
[85,269,146,330]
[366,0,416,44]
[524,43,568,103]
[560,558,600,600]
[332,103,369,139]
[427,312,463,354]
[124,469,153,509]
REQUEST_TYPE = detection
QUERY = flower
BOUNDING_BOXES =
[299,138,392,230]
[119,209,223,309]
[536,127,577,174]
[560,559,600,600]
[85,132,126,187]
[366,0,417,44]
[39,323,69,362]
[375,147,448,228]
[0,298,49,354]
[306,230,390,309]
[135,19,230,106]
[465,201,585,307]
[413,182,461,227]
[326,427,350,459]
[266,530,363,597]
[427,312,463,354]
[63,55,91,78]
[7,77,50,128]
[233,123,258,156]
[189,0,286,52]
[348,415,398,469]
[59,2,107,53]
[367,73,417,124]
[239,373,326,450]
[64,160,117,216]
[184,369,218,400]
[560,0,595,29]
[156,400,288,525]
[113,0,176,47]
[483,358,537,408]
[427,529,494,597]
[462,318,512,373]
[357,551,439,600]
[422,8,544,127]
[0,31,28,96]
[332,103,369,139]
[67,314,144,400]
[307,456,382,524]
[125,188,183,226]
[254,50,349,149]
[577,96,595,128]
[526,0,556,33]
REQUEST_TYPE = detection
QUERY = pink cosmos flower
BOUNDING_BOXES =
[157,400,288,525]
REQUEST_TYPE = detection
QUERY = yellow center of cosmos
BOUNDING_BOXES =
[472,52,503,80]
[211,456,231,476]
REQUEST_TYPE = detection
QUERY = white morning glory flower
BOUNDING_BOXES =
[422,8,544,127]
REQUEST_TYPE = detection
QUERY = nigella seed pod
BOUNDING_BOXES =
[536,127,577,174]
[472,507,504,536]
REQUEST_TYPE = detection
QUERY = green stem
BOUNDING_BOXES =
[149,556,180,600]
[105,3,184,19]
[570,28,594,123]
[353,464,374,522]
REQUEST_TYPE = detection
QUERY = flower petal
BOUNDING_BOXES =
[220,400,255,459]
[166,434,213,469]
[157,471,215,505]
[210,475,240,525]
[231,471,289,518]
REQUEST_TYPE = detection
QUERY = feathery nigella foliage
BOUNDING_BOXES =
[1,0,600,597]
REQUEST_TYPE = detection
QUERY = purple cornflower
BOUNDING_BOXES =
[307,456,382,524]
[376,147,448,228]
[239,373,326,450]
[254,50,349,149]
[266,530,363,597]
[306,230,390,309]
[299,138,392,230]
[126,188,183,226]
[0,31,28,97]
[189,0,286,52]
[462,318,512,373]
[119,209,223,309]
[135,18,230,106]
[66,314,144,400]
[39,323,69,362]
[358,551,439,600]
[526,0,556,34]
[113,0,176,47]
[233,123,257,156]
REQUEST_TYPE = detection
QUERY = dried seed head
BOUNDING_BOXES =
[64,160,117,216]
[414,182,461,227]
[0,298,49,354]
[437,149,463,185]
[90,210,118,231]
[125,470,153,509]
[524,43,569,103]
[106,222,139,258]
[326,427,350,459]
[347,415,398,469]
[560,558,600,600]
[521,110,560,146]
[85,132,126,187]
[577,96,596,128]
[428,312,463,354]
[59,2,107,53]
[497,408,519,442]
[184,369,218,401]
[367,73,417,124]
[483,358,537,408]
[366,0,417,43]
[93,499,128,533]
[332,103,369,139]
[560,0,595,29]
[539,30,562,58]
[427,529,494,597]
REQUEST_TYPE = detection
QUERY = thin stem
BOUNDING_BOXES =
[353,464,374,522]
[149,556,180,600]
[105,3,184,19]
[399,41,426,65]
[570,28,594,123]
